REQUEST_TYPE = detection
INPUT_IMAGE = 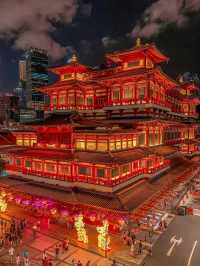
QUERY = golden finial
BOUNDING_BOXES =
[136,37,142,48]
[71,54,78,63]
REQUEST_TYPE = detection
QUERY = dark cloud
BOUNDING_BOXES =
[0,0,79,61]
[131,0,200,38]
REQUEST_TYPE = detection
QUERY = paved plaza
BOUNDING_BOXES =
[0,221,113,266]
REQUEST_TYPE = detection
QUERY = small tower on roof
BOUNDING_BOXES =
[71,54,78,63]
[135,37,142,48]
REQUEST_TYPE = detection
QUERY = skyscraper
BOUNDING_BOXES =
[20,48,48,110]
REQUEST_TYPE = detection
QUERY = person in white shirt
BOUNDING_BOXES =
[16,254,21,266]
[9,246,15,264]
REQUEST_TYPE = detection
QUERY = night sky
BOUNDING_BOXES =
[0,0,200,91]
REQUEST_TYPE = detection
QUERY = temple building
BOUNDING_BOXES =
[0,40,199,218]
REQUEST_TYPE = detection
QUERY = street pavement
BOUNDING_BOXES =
[0,225,113,266]
[144,215,200,266]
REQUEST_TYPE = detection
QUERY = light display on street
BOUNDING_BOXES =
[96,220,110,251]
[74,214,88,244]
[0,192,7,212]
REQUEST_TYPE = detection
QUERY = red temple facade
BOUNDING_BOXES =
[0,40,200,195]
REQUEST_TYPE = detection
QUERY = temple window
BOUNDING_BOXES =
[77,96,84,105]
[96,168,105,178]
[24,139,30,146]
[109,141,115,151]
[58,95,66,105]
[96,96,106,106]
[123,84,133,99]
[146,58,154,69]
[137,81,146,99]
[86,140,96,151]
[52,96,57,105]
[138,133,145,146]
[133,137,137,147]
[16,159,21,166]
[30,138,37,146]
[76,140,85,150]
[133,160,139,171]
[116,140,121,150]
[45,163,56,173]
[25,160,31,168]
[97,142,108,152]
[147,160,153,168]
[111,168,119,178]
[68,95,75,105]
[62,73,73,80]
[78,166,91,176]
[122,164,130,175]
[59,164,70,175]
[128,139,133,148]
[112,87,120,101]
[122,139,127,149]
[87,96,93,106]
[33,161,42,171]
[16,138,23,146]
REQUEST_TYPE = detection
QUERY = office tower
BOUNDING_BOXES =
[21,48,48,109]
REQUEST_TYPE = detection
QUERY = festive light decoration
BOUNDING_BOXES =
[74,214,88,244]
[0,192,7,212]
[96,220,110,251]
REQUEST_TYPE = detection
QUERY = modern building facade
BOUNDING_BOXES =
[20,48,48,110]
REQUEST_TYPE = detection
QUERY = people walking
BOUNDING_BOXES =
[9,246,15,264]
[85,260,91,266]
[55,244,60,259]
[77,260,82,266]
[111,259,117,266]
[138,240,143,255]
[16,253,21,266]
[71,258,76,266]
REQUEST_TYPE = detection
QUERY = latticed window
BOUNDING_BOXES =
[78,166,91,176]
[68,95,75,104]
[87,96,93,105]
[123,84,133,99]
[77,96,84,105]
[45,163,56,173]
[137,81,146,99]
[97,142,107,152]
[16,159,21,166]
[138,133,145,146]
[25,160,31,168]
[96,168,105,177]
[52,96,57,105]
[112,87,120,100]
[86,141,96,151]
[76,140,85,150]
[127,60,140,68]
[111,168,119,177]
[59,164,70,175]
[58,95,65,104]
[122,164,130,174]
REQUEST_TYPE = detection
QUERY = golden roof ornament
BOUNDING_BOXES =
[71,54,78,63]
[136,37,142,48]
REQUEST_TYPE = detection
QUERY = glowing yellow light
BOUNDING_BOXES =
[0,195,7,212]
[96,220,110,251]
[74,214,88,244]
